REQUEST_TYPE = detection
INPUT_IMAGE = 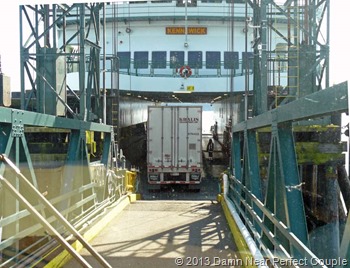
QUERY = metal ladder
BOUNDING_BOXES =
[272,2,300,107]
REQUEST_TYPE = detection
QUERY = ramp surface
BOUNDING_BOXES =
[65,200,242,268]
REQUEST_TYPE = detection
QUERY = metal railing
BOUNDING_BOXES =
[0,106,120,267]
[0,155,111,268]
[228,82,349,267]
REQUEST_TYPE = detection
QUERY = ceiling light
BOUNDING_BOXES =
[173,91,192,94]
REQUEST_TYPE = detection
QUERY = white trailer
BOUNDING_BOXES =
[147,106,203,190]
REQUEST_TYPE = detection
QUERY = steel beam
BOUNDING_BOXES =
[276,122,308,251]
[0,107,113,133]
[242,129,263,233]
[233,82,348,132]
[19,4,105,122]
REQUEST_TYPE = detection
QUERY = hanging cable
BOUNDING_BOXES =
[113,2,121,148]
[103,3,107,124]
[128,2,132,91]
[244,0,249,121]
[185,0,188,47]
[229,0,234,121]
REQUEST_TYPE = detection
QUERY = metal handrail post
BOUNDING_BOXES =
[0,154,112,268]
[0,175,92,268]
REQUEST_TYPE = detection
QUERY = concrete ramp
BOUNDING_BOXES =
[65,200,242,268]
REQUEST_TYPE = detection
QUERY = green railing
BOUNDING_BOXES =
[228,82,349,267]
[0,107,129,267]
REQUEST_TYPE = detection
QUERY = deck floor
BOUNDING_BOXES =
[65,200,242,268]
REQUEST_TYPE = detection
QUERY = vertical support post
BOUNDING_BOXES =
[52,4,57,49]
[19,6,25,110]
[60,130,82,215]
[243,129,263,232]
[325,0,330,88]
[230,132,242,205]
[340,208,350,262]
[103,3,107,124]
[262,129,277,250]
[115,56,120,145]
[338,162,350,212]
[246,129,263,202]
[232,132,242,181]
[260,0,267,113]
[254,0,268,115]
[79,4,86,121]
[101,131,112,167]
[324,165,340,259]
[263,113,308,257]
[278,122,308,248]
[311,165,318,214]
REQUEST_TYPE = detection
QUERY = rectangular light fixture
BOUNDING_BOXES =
[172,91,192,94]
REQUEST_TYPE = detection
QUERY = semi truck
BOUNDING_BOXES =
[147,106,203,190]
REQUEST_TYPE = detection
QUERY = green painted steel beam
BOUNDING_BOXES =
[234,110,272,132]
[231,132,242,181]
[245,130,263,202]
[277,122,309,253]
[233,82,348,132]
[245,130,263,232]
[255,0,268,115]
[0,107,113,133]
[277,82,347,123]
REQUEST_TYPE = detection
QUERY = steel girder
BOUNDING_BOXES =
[0,106,114,186]
[263,120,308,257]
[229,81,348,265]
[251,0,330,115]
[19,3,105,121]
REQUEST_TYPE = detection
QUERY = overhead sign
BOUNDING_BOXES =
[166,27,207,35]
